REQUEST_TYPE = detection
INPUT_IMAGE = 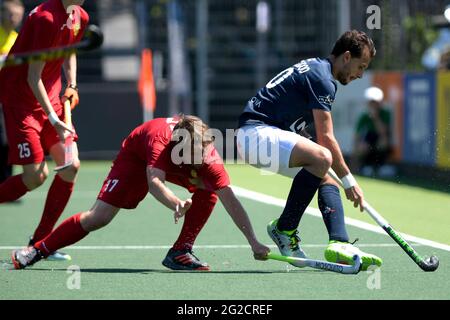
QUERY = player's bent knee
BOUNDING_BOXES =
[72,159,81,171]
[315,147,332,175]
[322,147,333,168]
[67,160,80,176]
[22,167,49,190]
[57,161,80,182]
[66,160,80,174]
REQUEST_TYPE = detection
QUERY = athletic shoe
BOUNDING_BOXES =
[11,246,44,269]
[46,251,72,261]
[267,219,307,263]
[28,236,72,261]
[324,240,383,271]
[162,248,210,271]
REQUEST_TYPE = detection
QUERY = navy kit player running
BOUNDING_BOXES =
[237,30,382,270]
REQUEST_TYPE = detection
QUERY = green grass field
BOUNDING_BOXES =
[1,161,449,300]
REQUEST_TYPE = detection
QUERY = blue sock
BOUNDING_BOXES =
[318,184,349,242]
[277,169,322,232]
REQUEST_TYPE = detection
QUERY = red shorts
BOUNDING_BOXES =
[97,158,150,209]
[2,100,78,165]
[97,157,200,209]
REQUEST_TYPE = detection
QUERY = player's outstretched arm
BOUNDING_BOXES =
[146,166,192,221]
[313,109,364,211]
[216,186,270,260]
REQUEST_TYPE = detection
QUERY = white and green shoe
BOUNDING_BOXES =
[324,240,382,271]
[46,251,72,261]
[267,219,307,265]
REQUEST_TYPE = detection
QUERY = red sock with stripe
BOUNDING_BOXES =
[0,174,29,203]
[34,213,88,256]
[32,175,75,241]
[172,189,218,250]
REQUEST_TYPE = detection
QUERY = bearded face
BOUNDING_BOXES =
[336,46,372,86]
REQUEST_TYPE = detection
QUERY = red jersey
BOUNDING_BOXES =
[115,117,230,192]
[0,0,89,111]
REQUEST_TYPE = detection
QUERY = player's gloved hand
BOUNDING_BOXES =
[345,184,365,212]
[251,242,270,261]
[174,198,192,224]
[62,85,79,110]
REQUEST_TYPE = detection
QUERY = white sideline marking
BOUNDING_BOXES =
[7,187,449,252]
[231,185,450,253]
[0,243,419,250]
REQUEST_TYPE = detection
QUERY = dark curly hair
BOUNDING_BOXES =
[331,30,376,58]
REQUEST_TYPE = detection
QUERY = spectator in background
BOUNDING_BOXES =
[352,86,395,177]
[0,0,24,57]
[0,0,24,185]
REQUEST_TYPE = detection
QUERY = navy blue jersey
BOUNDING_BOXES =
[238,58,337,140]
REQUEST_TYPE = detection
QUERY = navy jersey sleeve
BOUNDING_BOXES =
[305,78,336,112]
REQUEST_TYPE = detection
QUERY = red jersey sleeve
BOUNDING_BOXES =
[29,12,58,51]
[201,148,230,191]
[146,136,171,171]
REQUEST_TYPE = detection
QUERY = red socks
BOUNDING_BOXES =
[35,213,88,256]
[33,189,218,256]
[0,174,29,203]
[173,189,218,251]
[32,175,74,241]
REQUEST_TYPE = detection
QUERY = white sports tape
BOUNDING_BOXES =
[341,173,357,189]
[47,111,59,125]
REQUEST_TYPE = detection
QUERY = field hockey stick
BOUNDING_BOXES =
[328,168,439,272]
[267,252,361,274]
[0,25,103,68]
[54,99,74,172]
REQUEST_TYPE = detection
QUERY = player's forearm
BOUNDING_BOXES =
[27,76,56,116]
[146,166,181,211]
[27,61,56,117]
[319,134,351,178]
[147,179,181,211]
[63,54,77,87]
[217,187,259,246]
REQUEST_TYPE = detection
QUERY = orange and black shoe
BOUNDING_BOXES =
[162,248,210,271]
[11,246,44,269]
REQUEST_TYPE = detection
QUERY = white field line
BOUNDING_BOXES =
[231,185,450,253]
[8,186,449,252]
[0,243,419,250]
